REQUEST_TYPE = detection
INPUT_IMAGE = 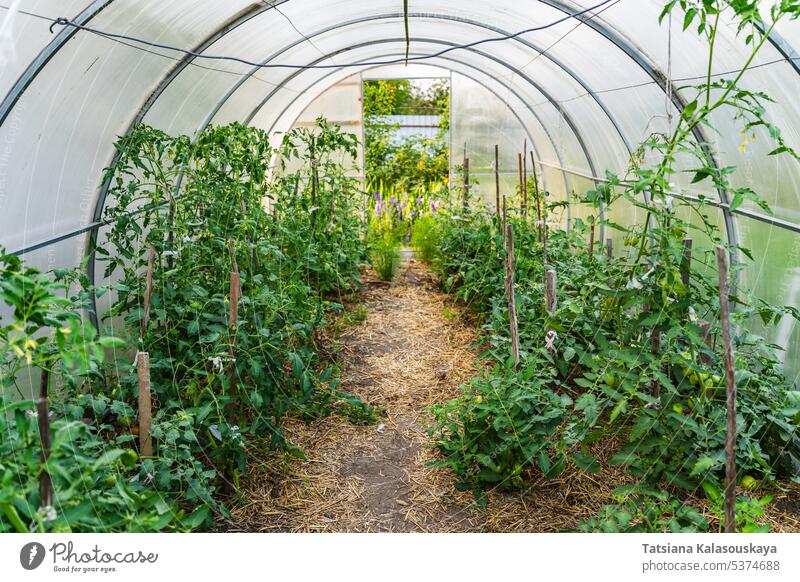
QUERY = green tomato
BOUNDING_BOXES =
[474,395,483,405]
[672,404,684,415]
[604,373,619,388]
[741,475,758,490]
[122,449,139,466]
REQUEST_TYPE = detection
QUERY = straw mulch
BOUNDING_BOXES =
[224,260,800,533]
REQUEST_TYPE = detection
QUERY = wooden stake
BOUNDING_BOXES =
[543,221,548,266]
[463,157,470,211]
[545,270,557,356]
[140,244,156,340]
[589,223,595,257]
[137,352,153,457]
[606,238,613,258]
[681,238,693,287]
[38,369,52,509]
[530,151,542,240]
[545,269,557,314]
[502,194,508,249]
[522,140,528,219]
[505,224,520,369]
[716,245,737,533]
[494,144,501,218]
[227,239,242,297]
[229,271,240,345]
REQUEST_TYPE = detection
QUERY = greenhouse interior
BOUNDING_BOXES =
[1,0,800,537]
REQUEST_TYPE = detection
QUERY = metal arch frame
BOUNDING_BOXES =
[538,0,739,258]
[758,26,800,77]
[90,0,289,226]
[220,40,579,220]
[236,37,598,233]
[82,1,289,326]
[240,38,600,189]
[2,0,799,148]
[185,11,620,225]
[7,0,800,258]
[193,12,630,162]
[141,9,630,205]
[0,0,114,128]
[256,55,552,194]
[13,6,625,257]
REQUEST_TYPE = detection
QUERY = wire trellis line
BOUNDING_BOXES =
[44,0,616,70]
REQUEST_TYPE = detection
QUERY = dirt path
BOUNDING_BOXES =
[228,260,488,531]
[225,260,800,533]
[226,261,641,532]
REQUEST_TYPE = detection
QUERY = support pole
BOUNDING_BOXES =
[517,153,524,216]
[140,244,156,341]
[522,140,528,219]
[137,352,153,457]
[229,271,240,340]
[545,270,557,356]
[543,220,548,266]
[545,269,557,314]
[494,144,501,219]
[589,222,595,257]
[716,245,737,534]
[530,151,542,239]
[38,369,52,509]
[505,224,520,369]
[463,157,470,212]
[681,238,693,287]
[606,238,613,259]
[502,194,508,249]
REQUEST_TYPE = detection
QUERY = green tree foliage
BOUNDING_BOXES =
[363,79,450,193]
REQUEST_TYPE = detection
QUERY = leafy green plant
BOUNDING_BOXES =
[1,117,375,532]
[370,234,402,281]
[411,215,441,263]
[429,357,577,499]
[425,0,800,533]
[579,487,710,533]
[0,247,196,532]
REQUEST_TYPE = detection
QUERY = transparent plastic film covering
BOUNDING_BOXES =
[0,0,798,374]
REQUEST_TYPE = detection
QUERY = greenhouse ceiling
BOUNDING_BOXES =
[1,0,800,262]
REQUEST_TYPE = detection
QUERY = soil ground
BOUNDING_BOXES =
[225,260,800,533]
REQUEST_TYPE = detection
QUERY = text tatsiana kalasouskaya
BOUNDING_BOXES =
[642,543,777,557]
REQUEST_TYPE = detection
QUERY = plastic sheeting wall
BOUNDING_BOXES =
[0,1,800,377]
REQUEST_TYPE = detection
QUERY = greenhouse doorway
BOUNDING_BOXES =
[362,73,451,245]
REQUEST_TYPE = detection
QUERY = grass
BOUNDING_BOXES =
[371,234,402,281]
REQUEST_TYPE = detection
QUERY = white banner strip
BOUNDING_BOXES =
[2,533,799,581]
